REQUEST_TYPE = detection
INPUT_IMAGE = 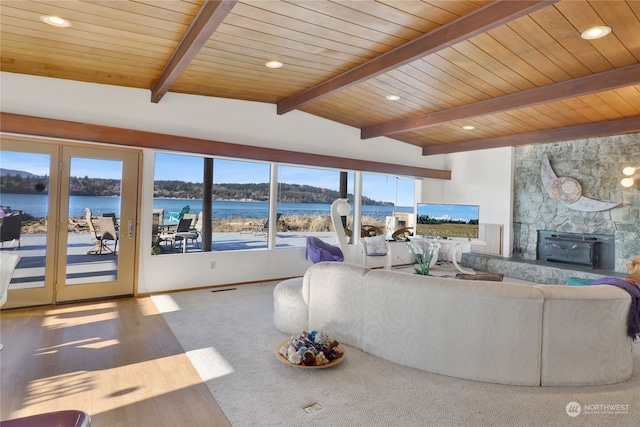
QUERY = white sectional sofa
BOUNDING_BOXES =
[273,262,634,386]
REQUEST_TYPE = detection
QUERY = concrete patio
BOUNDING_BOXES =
[2,231,338,290]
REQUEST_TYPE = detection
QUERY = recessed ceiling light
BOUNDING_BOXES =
[581,26,611,40]
[385,94,400,101]
[40,15,72,28]
[265,60,283,69]
[462,125,475,130]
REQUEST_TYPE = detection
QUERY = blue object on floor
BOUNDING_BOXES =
[566,277,594,286]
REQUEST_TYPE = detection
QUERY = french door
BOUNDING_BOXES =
[0,137,140,308]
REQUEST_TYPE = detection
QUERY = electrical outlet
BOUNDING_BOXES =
[210,261,216,269]
[303,403,322,414]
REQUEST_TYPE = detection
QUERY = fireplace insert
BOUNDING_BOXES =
[536,231,614,270]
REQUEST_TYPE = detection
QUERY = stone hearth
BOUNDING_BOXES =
[461,253,626,285]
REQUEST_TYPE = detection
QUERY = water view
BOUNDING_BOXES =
[0,193,413,221]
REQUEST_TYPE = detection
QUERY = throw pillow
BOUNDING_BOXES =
[363,235,387,256]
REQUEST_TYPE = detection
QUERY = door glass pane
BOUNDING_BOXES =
[0,151,51,289]
[65,158,122,285]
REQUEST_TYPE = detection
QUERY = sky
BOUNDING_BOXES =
[0,151,416,206]
[154,153,415,206]
[417,203,479,222]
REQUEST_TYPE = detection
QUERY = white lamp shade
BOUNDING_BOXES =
[336,200,350,216]
[622,166,636,176]
[621,177,634,188]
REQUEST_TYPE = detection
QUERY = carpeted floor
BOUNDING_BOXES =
[152,282,640,427]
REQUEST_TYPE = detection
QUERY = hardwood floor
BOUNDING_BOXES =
[0,297,231,426]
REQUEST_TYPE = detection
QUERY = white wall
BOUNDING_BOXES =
[0,72,445,169]
[1,72,513,292]
[420,148,514,257]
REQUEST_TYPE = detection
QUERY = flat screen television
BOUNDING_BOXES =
[415,203,479,239]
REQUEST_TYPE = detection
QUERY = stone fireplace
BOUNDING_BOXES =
[462,134,639,285]
[512,134,640,275]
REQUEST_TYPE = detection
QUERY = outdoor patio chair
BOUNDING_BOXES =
[168,205,190,223]
[85,208,117,255]
[392,227,413,241]
[159,217,195,252]
[96,216,119,255]
[85,208,102,254]
[175,216,199,252]
[184,212,202,249]
[102,212,118,230]
[152,208,165,227]
[254,213,281,237]
[361,224,384,237]
[178,213,200,250]
[151,212,162,254]
[0,215,22,248]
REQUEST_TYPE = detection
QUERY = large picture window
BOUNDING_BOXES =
[212,158,271,251]
[152,153,416,254]
[152,153,272,253]
[275,165,354,248]
[362,173,415,239]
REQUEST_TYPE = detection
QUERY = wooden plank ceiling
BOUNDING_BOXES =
[1,0,639,155]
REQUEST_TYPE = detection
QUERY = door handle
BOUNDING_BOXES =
[128,220,134,239]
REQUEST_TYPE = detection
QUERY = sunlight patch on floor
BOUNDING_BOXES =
[42,303,119,328]
[25,371,94,406]
[77,338,120,350]
[21,353,206,416]
[186,347,235,381]
[36,337,104,355]
[44,301,118,315]
[150,294,181,313]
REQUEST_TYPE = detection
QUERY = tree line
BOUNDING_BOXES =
[0,174,392,205]
[417,214,479,225]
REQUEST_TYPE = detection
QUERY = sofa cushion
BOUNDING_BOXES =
[273,277,308,335]
[362,270,545,386]
[302,262,371,348]
[535,284,632,386]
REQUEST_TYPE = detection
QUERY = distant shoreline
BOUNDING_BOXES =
[0,193,412,221]
[17,214,386,234]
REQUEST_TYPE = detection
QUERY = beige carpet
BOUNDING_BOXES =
[152,282,640,427]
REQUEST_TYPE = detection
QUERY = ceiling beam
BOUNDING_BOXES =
[362,64,640,139]
[150,0,237,103]
[421,117,640,156]
[276,0,557,115]
[0,113,451,180]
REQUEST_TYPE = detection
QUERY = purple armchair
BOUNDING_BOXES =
[305,236,344,263]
